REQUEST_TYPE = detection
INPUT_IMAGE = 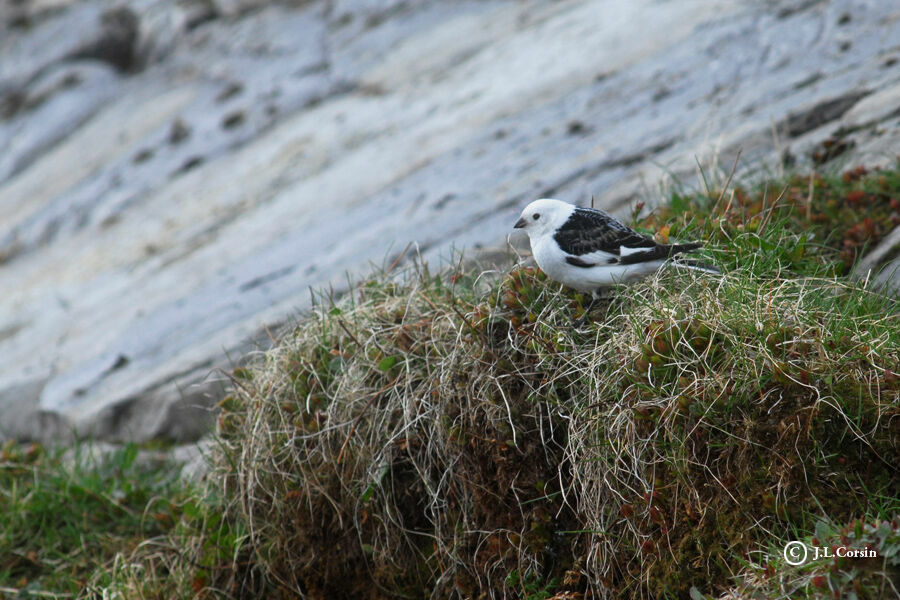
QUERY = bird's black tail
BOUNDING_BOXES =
[668,243,720,274]
[667,242,703,255]
[671,255,720,275]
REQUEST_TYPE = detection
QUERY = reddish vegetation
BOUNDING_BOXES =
[644,162,900,274]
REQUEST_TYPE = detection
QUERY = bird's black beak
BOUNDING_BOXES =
[513,217,527,229]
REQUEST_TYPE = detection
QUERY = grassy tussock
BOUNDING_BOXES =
[218,267,580,597]
[571,273,898,597]
[213,163,900,599]
[216,260,898,598]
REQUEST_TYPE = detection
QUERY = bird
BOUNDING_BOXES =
[513,198,718,316]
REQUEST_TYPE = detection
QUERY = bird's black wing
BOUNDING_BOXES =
[553,207,656,256]
[555,207,703,268]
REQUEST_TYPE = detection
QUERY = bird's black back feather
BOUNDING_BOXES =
[553,207,656,256]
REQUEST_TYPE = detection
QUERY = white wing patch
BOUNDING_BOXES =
[568,249,620,265]
[619,245,648,257]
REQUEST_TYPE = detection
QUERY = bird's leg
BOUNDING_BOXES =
[575,289,604,327]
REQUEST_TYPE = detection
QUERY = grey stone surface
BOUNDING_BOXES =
[1,0,899,443]
[853,225,900,294]
[60,437,213,481]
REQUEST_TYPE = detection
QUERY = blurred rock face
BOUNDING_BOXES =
[0,0,898,443]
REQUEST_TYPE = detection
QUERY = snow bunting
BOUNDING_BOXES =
[514,198,717,298]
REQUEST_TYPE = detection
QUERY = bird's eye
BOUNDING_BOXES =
[533,213,540,220]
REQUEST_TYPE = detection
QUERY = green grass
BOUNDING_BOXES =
[0,441,190,596]
[1,162,898,599]
[0,439,253,599]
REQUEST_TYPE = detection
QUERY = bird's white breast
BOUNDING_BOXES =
[531,235,592,292]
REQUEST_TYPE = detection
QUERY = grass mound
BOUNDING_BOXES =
[214,164,900,598]
[217,266,583,598]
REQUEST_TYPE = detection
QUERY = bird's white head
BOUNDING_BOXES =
[513,198,575,238]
